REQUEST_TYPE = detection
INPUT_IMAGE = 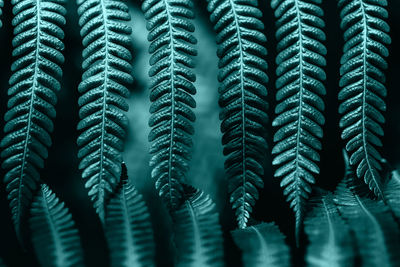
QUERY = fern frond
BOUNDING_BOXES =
[1,0,66,241]
[305,190,356,267]
[171,186,224,267]
[231,222,290,267]
[207,0,269,229]
[142,0,197,210]
[334,178,400,266]
[30,184,84,267]
[76,0,133,221]
[104,163,155,267]
[338,0,391,197]
[0,0,3,28]
[270,0,327,240]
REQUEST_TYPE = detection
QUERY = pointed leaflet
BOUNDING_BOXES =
[338,0,391,197]
[30,184,84,267]
[232,222,290,267]
[76,0,133,221]
[171,186,224,267]
[304,191,356,267]
[104,163,155,267]
[206,0,269,229]
[270,0,327,240]
[1,0,66,241]
[334,178,400,266]
[142,0,197,210]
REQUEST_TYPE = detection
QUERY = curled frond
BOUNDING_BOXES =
[207,0,269,229]
[142,0,197,210]
[338,0,391,197]
[232,222,290,267]
[76,0,133,221]
[270,0,327,240]
[171,186,224,267]
[104,163,155,267]
[30,184,84,267]
[1,0,66,241]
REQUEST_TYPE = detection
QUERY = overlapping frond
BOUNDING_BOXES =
[171,186,224,267]
[338,0,391,197]
[30,184,84,267]
[305,191,356,267]
[142,0,197,210]
[383,168,400,222]
[270,0,327,239]
[104,163,155,267]
[207,0,269,229]
[76,0,133,221]
[232,222,290,267]
[1,0,66,241]
[334,178,400,266]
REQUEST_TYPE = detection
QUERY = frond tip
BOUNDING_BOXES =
[76,0,133,221]
[270,0,327,242]
[232,222,290,267]
[171,186,224,267]
[104,163,155,267]
[338,0,391,198]
[1,0,66,242]
[142,0,198,210]
[30,184,84,267]
[207,0,269,229]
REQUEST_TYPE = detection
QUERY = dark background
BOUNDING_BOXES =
[0,0,399,266]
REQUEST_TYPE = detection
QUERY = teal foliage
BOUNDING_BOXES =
[334,178,400,266]
[76,0,133,221]
[142,0,198,210]
[206,0,269,229]
[304,191,356,267]
[171,186,224,267]
[104,163,155,267]
[0,0,3,27]
[1,0,66,241]
[270,0,327,240]
[338,0,391,197]
[231,222,290,267]
[29,184,84,267]
[383,169,400,223]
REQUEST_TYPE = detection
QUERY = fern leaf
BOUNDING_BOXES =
[171,186,224,267]
[30,184,85,267]
[1,0,66,241]
[304,191,356,267]
[76,0,133,221]
[270,0,327,240]
[104,163,155,267]
[338,0,391,197]
[206,0,269,229]
[231,222,290,267]
[142,0,197,210]
[334,178,400,266]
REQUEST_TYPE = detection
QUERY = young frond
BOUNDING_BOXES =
[30,184,84,267]
[304,191,356,267]
[338,0,391,198]
[231,222,290,267]
[207,0,269,229]
[334,178,400,266]
[142,0,197,210]
[270,0,327,240]
[104,163,155,267]
[171,186,224,267]
[1,0,66,241]
[76,0,133,221]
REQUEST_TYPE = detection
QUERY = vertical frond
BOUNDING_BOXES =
[76,0,133,221]
[206,0,269,229]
